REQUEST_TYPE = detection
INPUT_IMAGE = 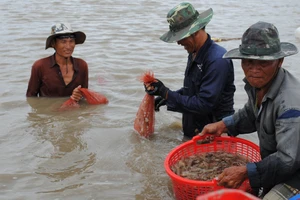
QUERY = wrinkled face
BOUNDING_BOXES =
[241,58,283,89]
[177,35,195,53]
[53,35,76,58]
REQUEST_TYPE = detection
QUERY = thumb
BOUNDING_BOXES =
[217,172,225,186]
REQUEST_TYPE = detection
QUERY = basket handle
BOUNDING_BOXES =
[192,134,216,144]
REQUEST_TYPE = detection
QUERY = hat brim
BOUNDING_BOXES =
[160,8,213,43]
[45,31,86,49]
[223,42,298,60]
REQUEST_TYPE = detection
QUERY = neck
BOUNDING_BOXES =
[55,53,71,65]
[55,53,72,74]
[193,31,208,55]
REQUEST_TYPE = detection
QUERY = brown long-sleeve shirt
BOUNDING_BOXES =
[26,54,88,97]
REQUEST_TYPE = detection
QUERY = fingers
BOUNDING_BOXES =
[218,180,237,188]
[154,105,160,112]
[71,86,83,102]
[144,83,153,91]
[217,167,245,189]
[144,83,158,95]
[199,121,227,137]
[155,99,166,111]
[217,173,234,188]
[71,93,82,102]
[198,125,211,136]
[147,87,158,95]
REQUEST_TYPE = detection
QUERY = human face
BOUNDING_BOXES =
[177,35,195,54]
[53,35,76,58]
[241,58,283,89]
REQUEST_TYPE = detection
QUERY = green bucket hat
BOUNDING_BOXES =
[160,2,213,43]
[223,21,298,60]
[45,23,86,49]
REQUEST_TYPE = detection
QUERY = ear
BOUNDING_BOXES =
[278,58,284,68]
[51,39,56,48]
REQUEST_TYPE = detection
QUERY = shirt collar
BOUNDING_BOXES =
[244,68,285,101]
[265,68,285,100]
[191,34,213,63]
[50,53,79,72]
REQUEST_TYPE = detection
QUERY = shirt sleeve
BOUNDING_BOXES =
[253,109,300,189]
[82,61,89,88]
[225,99,257,136]
[166,58,231,115]
[26,61,41,97]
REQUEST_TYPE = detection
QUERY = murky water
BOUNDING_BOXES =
[1,0,300,199]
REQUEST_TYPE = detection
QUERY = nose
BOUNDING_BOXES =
[65,41,73,49]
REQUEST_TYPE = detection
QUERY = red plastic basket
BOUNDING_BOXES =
[164,135,261,200]
[196,189,260,200]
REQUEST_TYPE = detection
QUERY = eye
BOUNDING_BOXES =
[260,60,274,67]
[242,59,252,66]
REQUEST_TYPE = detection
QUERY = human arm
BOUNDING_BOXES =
[248,109,300,189]
[79,59,88,88]
[145,80,186,111]
[166,58,233,115]
[199,120,228,137]
[83,63,88,88]
[145,58,232,114]
[224,97,257,136]
[26,61,41,97]
[200,120,249,189]
[70,59,88,101]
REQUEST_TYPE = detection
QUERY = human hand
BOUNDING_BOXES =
[71,85,82,102]
[154,96,166,111]
[144,79,169,99]
[217,166,247,189]
[199,121,228,138]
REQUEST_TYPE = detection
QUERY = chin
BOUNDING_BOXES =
[250,83,263,88]
[64,54,72,57]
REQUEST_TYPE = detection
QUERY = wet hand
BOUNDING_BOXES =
[199,121,228,138]
[217,166,247,189]
[144,79,169,99]
[71,85,82,102]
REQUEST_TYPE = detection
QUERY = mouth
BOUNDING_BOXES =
[250,77,262,79]
[248,75,262,79]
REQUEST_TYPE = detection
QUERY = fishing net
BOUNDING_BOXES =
[58,98,80,111]
[59,88,108,111]
[134,71,156,138]
[79,88,108,105]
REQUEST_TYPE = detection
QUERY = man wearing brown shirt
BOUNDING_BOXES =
[26,23,88,102]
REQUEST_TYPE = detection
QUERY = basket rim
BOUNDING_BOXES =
[164,135,260,183]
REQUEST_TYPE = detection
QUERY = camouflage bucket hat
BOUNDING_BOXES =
[160,2,213,43]
[223,21,298,60]
[45,23,86,49]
